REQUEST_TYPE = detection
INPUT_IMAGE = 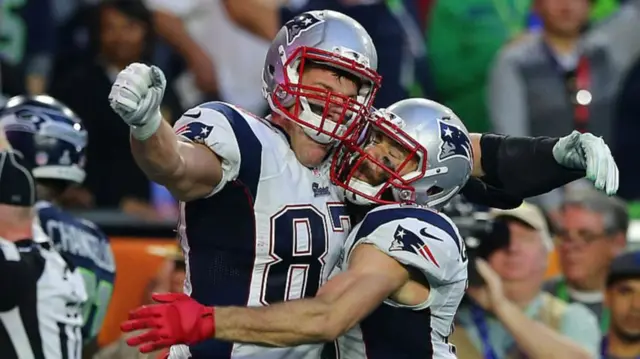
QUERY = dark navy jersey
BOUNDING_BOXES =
[35,201,115,343]
[330,204,467,359]
[170,102,349,359]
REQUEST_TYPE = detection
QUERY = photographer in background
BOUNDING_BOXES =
[601,250,640,359]
[450,203,599,359]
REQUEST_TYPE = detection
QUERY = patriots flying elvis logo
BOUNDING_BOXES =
[284,13,323,45]
[175,122,214,143]
[389,225,440,268]
[437,119,472,164]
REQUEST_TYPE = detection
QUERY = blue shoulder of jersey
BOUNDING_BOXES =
[198,101,264,200]
[354,205,460,249]
[37,204,115,274]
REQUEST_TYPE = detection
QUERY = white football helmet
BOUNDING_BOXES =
[331,98,473,209]
[262,10,381,144]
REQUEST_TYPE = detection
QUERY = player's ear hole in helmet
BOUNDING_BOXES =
[262,10,382,145]
[330,99,473,209]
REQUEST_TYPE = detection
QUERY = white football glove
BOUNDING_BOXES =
[552,131,619,195]
[108,63,166,140]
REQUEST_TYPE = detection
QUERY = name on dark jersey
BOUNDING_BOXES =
[45,220,115,272]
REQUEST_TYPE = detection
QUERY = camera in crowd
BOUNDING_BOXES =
[442,197,512,286]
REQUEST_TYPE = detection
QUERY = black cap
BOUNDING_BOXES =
[607,250,640,287]
[0,150,35,207]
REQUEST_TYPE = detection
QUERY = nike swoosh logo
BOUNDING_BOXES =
[183,110,202,119]
[419,227,444,241]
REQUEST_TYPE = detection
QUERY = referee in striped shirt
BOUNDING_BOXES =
[0,129,87,359]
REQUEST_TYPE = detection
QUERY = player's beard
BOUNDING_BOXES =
[354,159,389,186]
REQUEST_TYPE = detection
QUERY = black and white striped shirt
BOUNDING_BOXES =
[0,235,87,359]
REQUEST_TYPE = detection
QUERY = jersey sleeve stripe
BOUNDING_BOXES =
[198,102,262,201]
[351,208,461,255]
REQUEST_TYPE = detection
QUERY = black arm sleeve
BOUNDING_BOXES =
[478,134,585,198]
[460,177,524,209]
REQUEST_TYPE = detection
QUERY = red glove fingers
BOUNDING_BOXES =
[121,317,159,332]
[126,328,161,346]
[127,329,174,353]
[120,292,216,353]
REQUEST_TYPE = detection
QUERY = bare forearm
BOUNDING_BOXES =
[214,300,334,347]
[495,300,592,359]
[213,260,401,347]
[130,119,184,187]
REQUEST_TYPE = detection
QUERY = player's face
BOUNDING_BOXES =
[557,205,622,288]
[352,130,419,186]
[607,279,640,341]
[100,6,147,66]
[286,66,360,167]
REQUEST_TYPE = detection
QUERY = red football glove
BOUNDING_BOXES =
[120,293,215,353]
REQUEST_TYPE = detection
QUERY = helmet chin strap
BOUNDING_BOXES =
[343,176,384,205]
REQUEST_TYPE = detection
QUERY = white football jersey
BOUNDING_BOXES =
[0,230,87,359]
[330,204,467,359]
[171,102,350,359]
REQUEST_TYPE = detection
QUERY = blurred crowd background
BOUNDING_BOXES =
[5,0,640,218]
[3,0,640,357]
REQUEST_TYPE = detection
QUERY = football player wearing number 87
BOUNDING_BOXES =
[110,7,618,359]
[120,98,618,359]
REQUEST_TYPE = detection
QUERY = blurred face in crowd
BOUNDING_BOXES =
[280,64,360,168]
[100,6,147,67]
[535,0,591,37]
[606,279,640,342]
[557,205,626,290]
[488,220,548,283]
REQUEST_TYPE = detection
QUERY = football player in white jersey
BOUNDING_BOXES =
[110,10,382,359]
[111,8,620,359]
[117,98,617,358]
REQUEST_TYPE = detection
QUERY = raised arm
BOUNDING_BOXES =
[468,131,618,198]
[129,116,222,202]
[109,64,252,202]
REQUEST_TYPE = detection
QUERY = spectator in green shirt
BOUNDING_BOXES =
[427,0,532,132]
